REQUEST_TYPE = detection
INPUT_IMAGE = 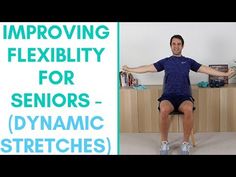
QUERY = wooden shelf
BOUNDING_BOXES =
[120,84,236,132]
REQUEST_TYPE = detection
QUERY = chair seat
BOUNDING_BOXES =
[170,107,196,115]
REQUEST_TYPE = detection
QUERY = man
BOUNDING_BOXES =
[122,34,235,155]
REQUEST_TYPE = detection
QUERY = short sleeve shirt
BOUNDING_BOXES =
[153,56,201,96]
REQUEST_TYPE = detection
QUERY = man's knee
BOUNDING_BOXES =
[160,105,172,115]
[181,104,193,114]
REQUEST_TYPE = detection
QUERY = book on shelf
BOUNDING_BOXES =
[120,71,127,87]
[119,71,138,87]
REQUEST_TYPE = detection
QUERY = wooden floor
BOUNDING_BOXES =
[120,132,236,155]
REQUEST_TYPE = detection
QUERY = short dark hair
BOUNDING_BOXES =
[170,35,184,46]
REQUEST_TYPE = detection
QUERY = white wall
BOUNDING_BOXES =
[120,22,236,85]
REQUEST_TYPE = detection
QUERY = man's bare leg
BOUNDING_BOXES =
[159,100,174,141]
[178,100,194,142]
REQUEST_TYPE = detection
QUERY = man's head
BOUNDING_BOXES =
[170,35,184,56]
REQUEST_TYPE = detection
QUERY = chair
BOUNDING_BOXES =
[158,75,196,147]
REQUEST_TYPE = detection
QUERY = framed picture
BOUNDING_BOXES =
[209,64,228,84]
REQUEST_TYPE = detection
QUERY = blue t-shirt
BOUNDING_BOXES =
[153,56,201,96]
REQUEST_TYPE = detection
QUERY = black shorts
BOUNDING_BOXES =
[158,94,194,112]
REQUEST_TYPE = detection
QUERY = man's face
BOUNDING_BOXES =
[170,38,183,56]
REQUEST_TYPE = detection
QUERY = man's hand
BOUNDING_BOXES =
[122,65,129,72]
[228,67,236,79]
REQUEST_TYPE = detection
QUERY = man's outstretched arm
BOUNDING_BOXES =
[198,65,236,78]
[122,64,157,73]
